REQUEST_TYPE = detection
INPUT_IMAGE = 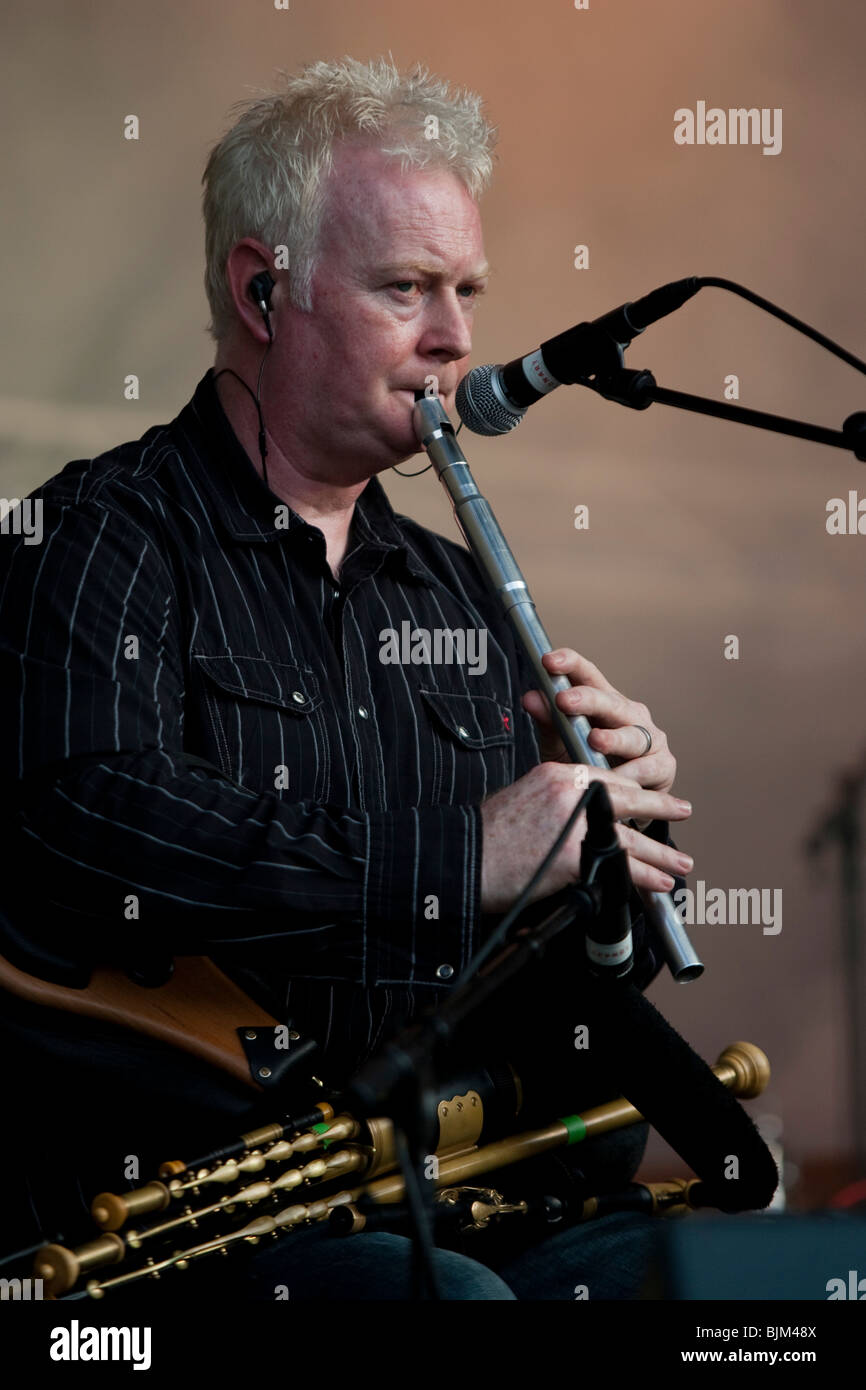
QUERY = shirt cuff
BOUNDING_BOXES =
[365,803,482,987]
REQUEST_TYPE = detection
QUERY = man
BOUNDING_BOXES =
[0,57,692,1299]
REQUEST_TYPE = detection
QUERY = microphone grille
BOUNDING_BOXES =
[456,367,526,437]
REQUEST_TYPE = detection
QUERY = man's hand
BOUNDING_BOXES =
[479,761,693,915]
[478,646,693,915]
[521,648,678,792]
[521,646,683,834]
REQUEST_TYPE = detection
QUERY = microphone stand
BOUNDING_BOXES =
[347,880,599,1118]
[346,850,600,1300]
[345,780,644,1298]
[411,394,703,984]
[586,368,866,459]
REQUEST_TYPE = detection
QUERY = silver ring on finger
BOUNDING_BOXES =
[633,724,653,756]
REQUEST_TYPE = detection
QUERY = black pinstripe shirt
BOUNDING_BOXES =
[0,370,665,1085]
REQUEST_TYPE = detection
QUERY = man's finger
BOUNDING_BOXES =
[555,684,646,730]
[588,723,660,761]
[543,648,617,694]
[592,770,691,824]
[522,689,555,723]
[616,822,693,878]
[596,749,671,786]
[626,856,677,893]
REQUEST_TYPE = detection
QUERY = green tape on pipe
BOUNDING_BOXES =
[559,1114,588,1145]
[311,1120,333,1149]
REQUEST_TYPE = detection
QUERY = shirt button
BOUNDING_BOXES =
[332,589,340,600]
[292,691,307,704]
[358,705,369,719]
[436,963,454,981]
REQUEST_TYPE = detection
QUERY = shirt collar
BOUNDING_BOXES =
[173,370,437,584]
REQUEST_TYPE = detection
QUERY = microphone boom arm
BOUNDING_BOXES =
[412,395,703,983]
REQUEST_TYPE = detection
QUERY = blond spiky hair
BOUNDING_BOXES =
[202,56,497,339]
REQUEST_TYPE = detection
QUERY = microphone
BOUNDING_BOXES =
[456,275,700,435]
[579,787,634,981]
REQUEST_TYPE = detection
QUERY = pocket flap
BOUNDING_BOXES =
[193,653,321,713]
[419,688,513,748]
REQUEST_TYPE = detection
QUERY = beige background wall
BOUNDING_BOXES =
[2,0,865,1186]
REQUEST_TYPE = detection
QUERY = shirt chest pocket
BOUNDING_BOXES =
[191,652,323,791]
[417,687,515,803]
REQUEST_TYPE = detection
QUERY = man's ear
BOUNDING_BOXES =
[225,240,275,343]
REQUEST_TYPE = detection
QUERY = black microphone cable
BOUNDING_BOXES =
[213,338,273,490]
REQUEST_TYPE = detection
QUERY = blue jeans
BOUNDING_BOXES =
[222,1211,659,1301]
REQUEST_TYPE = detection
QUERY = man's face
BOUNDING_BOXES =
[274,141,489,480]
